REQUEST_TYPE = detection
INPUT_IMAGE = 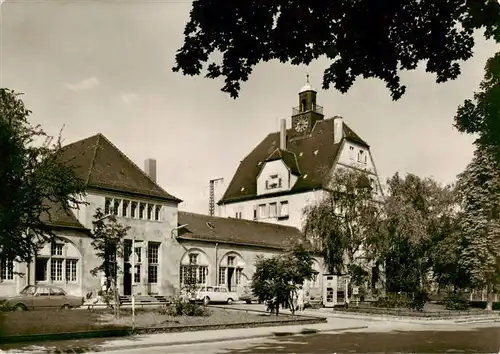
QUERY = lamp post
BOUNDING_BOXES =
[171,224,188,239]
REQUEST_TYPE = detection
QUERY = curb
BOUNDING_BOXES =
[71,324,370,353]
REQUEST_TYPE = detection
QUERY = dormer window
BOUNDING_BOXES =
[266,174,282,190]
[358,150,366,164]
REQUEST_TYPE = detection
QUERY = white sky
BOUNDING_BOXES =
[0,0,498,213]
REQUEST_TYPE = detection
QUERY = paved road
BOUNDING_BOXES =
[91,325,500,354]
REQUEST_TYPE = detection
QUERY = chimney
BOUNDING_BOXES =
[144,158,157,182]
[280,118,287,150]
[333,116,343,144]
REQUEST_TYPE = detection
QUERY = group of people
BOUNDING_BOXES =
[265,285,307,314]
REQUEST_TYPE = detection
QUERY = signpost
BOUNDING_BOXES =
[131,237,144,331]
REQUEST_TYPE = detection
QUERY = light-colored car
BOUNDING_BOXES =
[192,286,237,305]
[0,285,84,311]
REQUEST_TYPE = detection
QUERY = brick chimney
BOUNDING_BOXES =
[333,116,343,145]
[144,158,157,182]
[280,118,287,150]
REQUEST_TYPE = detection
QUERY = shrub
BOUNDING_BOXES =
[373,292,412,308]
[409,290,429,312]
[158,298,210,317]
[443,293,469,311]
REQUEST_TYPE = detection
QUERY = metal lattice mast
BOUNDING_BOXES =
[209,178,224,216]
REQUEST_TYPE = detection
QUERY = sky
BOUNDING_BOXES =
[0,0,498,214]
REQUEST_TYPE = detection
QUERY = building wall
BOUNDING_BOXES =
[219,190,325,230]
[174,240,325,298]
[0,229,100,298]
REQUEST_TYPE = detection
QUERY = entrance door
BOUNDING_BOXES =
[227,268,234,292]
[323,275,337,308]
[123,263,132,296]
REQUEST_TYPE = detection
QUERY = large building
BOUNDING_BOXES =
[0,134,322,299]
[218,79,383,230]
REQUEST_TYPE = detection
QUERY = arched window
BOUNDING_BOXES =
[35,237,80,284]
[180,250,209,286]
[218,252,246,292]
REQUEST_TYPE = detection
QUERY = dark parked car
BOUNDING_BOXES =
[0,285,84,311]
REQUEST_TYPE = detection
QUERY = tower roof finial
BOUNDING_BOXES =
[300,68,314,93]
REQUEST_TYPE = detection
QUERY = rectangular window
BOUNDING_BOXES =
[259,204,268,218]
[122,200,129,217]
[218,267,226,285]
[349,146,355,160]
[189,253,198,265]
[113,199,121,216]
[269,202,277,217]
[0,259,14,280]
[227,256,235,267]
[139,203,145,219]
[358,150,365,163]
[148,242,160,284]
[253,206,257,220]
[235,268,242,285]
[104,197,112,214]
[198,266,208,284]
[134,265,141,283]
[154,205,162,221]
[51,244,63,256]
[65,259,77,282]
[131,202,137,218]
[147,204,153,220]
[51,259,63,281]
[279,201,289,216]
[134,246,142,263]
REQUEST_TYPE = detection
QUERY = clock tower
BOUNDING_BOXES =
[291,74,325,136]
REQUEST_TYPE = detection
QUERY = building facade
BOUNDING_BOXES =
[217,79,383,231]
[0,133,317,298]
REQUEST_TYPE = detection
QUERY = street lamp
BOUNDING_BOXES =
[171,224,188,239]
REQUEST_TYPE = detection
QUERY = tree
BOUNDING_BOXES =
[454,51,500,157]
[455,144,500,311]
[174,0,500,100]
[303,168,381,292]
[90,207,130,316]
[0,89,86,268]
[251,244,315,315]
[375,173,457,294]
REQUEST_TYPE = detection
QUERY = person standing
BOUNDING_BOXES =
[297,285,305,312]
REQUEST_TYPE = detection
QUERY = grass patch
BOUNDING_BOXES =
[0,306,310,339]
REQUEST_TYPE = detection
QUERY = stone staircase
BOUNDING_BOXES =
[119,295,171,305]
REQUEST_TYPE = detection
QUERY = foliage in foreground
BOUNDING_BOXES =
[455,144,500,311]
[174,0,499,100]
[90,208,130,317]
[373,291,429,312]
[158,299,210,317]
[303,168,380,291]
[0,89,87,265]
[252,244,315,315]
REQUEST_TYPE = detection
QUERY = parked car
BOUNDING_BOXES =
[0,285,84,311]
[191,286,237,305]
[239,286,259,304]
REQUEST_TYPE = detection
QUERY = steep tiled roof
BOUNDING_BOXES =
[265,149,301,176]
[60,133,182,203]
[219,117,369,204]
[177,211,302,249]
[39,200,87,231]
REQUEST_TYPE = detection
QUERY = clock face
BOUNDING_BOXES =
[295,118,308,133]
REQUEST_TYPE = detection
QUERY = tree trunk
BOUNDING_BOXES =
[486,287,493,311]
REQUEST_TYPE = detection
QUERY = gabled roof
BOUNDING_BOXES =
[39,200,87,231]
[177,211,302,250]
[264,149,301,176]
[219,117,369,204]
[60,133,182,203]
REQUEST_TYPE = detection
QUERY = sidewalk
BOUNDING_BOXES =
[1,317,369,354]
